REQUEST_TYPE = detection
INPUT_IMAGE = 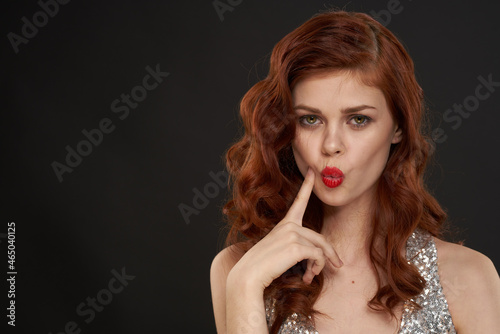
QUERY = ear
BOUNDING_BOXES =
[391,125,403,144]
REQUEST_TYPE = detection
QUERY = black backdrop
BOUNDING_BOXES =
[2,0,499,333]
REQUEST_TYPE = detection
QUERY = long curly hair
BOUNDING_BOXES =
[222,10,447,332]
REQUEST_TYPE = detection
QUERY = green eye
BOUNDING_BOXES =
[350,115,372,128]
[305,116,317,124]
[353,115,366,124]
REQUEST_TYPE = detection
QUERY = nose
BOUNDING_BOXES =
[321,125,344,156]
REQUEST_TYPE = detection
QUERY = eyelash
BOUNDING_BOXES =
[298,115,372,128]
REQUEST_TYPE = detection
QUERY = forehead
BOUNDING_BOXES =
[292,71,386,109]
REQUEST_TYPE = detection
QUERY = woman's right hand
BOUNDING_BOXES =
[227,167,343,293]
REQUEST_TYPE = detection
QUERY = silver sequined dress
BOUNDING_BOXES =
[265,228,457,333]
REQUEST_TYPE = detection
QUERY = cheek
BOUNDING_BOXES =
[353,134,393,168]
[292,139,308,175]
[292,135,315,173]
[291,140,305,169]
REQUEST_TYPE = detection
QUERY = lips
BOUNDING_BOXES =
[321,166,344,188]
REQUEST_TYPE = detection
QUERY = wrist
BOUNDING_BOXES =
[226,267,264,297]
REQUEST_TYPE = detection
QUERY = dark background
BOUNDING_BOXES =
[1,0,499,333]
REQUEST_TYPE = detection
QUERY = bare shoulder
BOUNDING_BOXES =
[433,237,500,332]
[433,237,499,283]
[210,244,246,334]
[433,237,497,273]
[210,243,246,282]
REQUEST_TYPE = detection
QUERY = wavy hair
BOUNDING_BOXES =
[222,10,447,332]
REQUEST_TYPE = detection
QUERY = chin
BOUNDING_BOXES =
[313,190,348,208]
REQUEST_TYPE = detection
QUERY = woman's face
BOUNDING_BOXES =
[291,71,402,211]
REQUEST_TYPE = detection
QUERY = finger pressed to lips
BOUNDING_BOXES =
[281,167,343,284]
[281,166,343,268]
[287,167,315,223]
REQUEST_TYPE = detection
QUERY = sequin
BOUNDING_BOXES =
[265,228,456,333]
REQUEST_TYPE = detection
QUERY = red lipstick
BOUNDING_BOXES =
[321,166,344,188]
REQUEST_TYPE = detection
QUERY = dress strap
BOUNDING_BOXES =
[399,228,457,333]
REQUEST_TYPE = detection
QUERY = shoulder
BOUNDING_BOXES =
[433,237,500,332]
[433,237,498,287]
[210,244,246,334]
[210,244,245,285]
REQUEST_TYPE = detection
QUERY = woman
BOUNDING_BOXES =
[210,10,500,333]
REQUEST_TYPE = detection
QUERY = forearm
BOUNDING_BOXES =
[225,272,268,334]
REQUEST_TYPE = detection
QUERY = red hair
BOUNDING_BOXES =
[222,10,447,332]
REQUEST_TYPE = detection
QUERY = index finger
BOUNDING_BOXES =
[286,167,315,224]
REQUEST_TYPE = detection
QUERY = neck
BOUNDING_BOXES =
[321,203,374,266]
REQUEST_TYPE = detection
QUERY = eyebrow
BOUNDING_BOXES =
[294,104,377,114]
